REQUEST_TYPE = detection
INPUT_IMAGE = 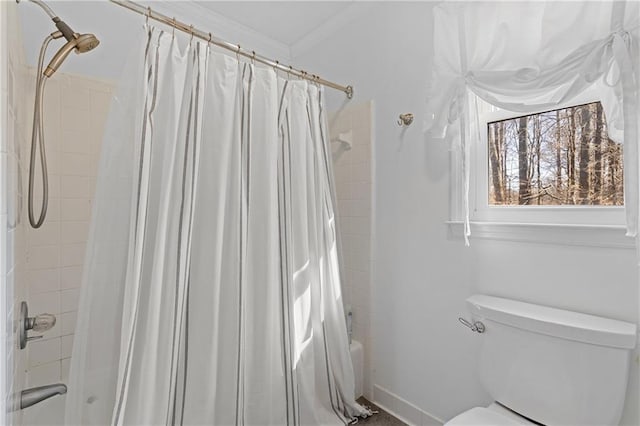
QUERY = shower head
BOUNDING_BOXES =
[75,33,100,53]
[43,33,100,78]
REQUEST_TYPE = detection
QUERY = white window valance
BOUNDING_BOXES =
[424,1,639,246]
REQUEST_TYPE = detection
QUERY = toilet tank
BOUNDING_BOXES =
[467,295,637,426]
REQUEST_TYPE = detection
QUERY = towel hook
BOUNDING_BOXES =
[397,113,414,127]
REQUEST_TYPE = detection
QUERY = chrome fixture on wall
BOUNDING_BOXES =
[17,0,100,228]
[18,301,56,349]
[11,384,67,411]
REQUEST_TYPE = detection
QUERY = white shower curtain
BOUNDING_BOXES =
[65,26,369,425]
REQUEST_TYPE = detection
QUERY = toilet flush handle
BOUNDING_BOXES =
[458,317,485,333]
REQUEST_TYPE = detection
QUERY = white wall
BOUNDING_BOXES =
[294,2,639,424]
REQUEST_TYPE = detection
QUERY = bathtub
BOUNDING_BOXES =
[350,340,364,399]
[22,394,65,425]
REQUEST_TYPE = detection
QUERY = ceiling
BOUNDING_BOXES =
[17,1,358,80]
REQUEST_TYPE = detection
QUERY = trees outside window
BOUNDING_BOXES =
[487,102,623,206]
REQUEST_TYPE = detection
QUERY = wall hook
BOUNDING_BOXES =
[397,113,414,127]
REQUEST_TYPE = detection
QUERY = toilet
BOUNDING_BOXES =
[446,295,637,426]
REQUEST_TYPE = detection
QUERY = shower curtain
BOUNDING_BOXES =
[65,26,369,425]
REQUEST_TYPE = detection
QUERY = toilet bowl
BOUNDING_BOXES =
[445,295,637,426]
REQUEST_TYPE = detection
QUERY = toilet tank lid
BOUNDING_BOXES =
[467,295,637,349]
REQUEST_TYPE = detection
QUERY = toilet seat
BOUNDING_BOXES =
[445,404,537,425]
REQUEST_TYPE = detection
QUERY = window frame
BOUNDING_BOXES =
[470,89,626,228]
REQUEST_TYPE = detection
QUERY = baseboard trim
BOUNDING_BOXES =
[373,384,444,426]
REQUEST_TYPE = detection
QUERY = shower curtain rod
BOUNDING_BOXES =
[109,0,354,99]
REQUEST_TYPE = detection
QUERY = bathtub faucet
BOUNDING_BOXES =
[13,383,67,410]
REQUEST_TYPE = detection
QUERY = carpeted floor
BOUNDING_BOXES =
[356,397,407,425]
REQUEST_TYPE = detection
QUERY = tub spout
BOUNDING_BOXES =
[18,383,67,410]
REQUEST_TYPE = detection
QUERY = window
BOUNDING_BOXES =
[471,92,625,227]
[487,102,623,207]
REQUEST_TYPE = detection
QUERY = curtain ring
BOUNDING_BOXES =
[251,50,256,66]
[171,17,176,39]
[145,6,151,25]
[208,32,212,45]
[236,44,241,61]
[288,65,293,80]
[189,25,194,45]
[273,60,279,76]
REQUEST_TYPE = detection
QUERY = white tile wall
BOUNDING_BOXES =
[3,2,28,422]
[329,101,374,399]
[24,362,59,389]
[18,72,115,389]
